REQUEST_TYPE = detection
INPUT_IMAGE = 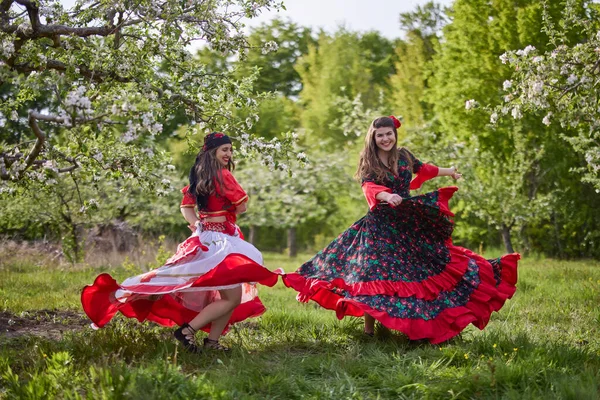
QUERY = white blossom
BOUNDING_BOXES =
[65,86,92,111]
[297,152,307,160]
[1,40,14,57]
[567,74,578,85]
[465,99,477,110]
[516,45,536,57]
[511,106,523,120]
[503,80,513,90]
[542,112,552,126]
[166,164,176,171]
[88,198,99,207]
[92,152,103,162]
[531,81,544,95]
[490,112,498,124]
[10,111,18,121]
[261,41,278,55]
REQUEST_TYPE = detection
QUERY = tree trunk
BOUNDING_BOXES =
[501,224,515,254]
[551,212,564,258]
[249,225,257,246]
[287,227,297,258]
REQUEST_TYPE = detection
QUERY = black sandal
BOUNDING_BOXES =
[203,338,231,352]
[363,330,375,337]
[174,323,202,353]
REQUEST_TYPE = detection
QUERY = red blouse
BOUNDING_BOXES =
[180,169,248,221]
[361,163,440,211]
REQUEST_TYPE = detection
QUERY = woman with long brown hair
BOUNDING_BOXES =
[283,116,519,343]
[82,132,280,353]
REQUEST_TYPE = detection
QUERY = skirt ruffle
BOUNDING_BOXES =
[81,229,281,332]
[282,187,520,344]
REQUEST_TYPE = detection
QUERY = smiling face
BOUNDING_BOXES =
[374,126,397,152]
[215,143,233,167]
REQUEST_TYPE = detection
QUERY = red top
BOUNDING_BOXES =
[180,169,248,221]
[361,162,439,211]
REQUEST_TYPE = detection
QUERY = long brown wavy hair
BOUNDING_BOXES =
[355,116,413,183]
[188,145,235,210]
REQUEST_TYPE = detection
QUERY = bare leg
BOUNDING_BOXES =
[364,313,375,335]
[207,287,244,340]
[187,286,242,333]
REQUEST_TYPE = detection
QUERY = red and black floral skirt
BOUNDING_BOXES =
[282,187,519,344]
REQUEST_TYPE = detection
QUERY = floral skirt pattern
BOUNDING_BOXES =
[282,187,519,344]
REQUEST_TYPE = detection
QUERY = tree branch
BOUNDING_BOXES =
[0,0,13,27]
[13,59,130,83]
[24,111,46,172]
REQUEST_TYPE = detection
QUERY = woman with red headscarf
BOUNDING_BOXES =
[82,132,281,353]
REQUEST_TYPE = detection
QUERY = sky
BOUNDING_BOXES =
[246,0,453,39]
[59,0,454,40]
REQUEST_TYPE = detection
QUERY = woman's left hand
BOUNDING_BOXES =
[450,166,462,180]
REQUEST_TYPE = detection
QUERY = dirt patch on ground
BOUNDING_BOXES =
[0,310,90,341]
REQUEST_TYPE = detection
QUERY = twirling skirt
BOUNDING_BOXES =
[81,223,281,332]
[282,187,519,344]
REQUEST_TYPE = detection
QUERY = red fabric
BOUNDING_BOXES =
[181,185,196,206]
[180,170,248,213]
[389,116,401,129]
[282,252,520,344]
[362,182,392,211]
[81,254,282,331]
[219,170,248,206]
[410,163,439,190]
[164,236,209,266]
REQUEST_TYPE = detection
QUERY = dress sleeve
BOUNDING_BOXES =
[407,150,439,190]
[361,178,392,211]
[180,185,196,208]
[220,170,249,206]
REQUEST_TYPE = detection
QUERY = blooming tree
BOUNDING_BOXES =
[235,150,350,257]
[492,0,600,190]
[0,0,286,195]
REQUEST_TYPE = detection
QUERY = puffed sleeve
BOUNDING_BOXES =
[402,149,439,190]
[361,178,392,211]
[220,170,249,206]
[180,185,196,208]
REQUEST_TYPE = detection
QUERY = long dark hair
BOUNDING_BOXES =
[188,146,235,210]
[355,117,414,182]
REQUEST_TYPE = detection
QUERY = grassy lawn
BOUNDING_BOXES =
[1,253,599,399]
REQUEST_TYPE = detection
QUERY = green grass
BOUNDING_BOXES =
[1,254,599,399]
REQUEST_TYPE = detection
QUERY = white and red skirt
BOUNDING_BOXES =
[81,222,281,332]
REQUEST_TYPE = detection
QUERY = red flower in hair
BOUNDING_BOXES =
[389,115,402,129]
[213,133,224,139]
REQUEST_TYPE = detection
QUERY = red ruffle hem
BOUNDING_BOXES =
[82,241,281,333]
[281,187,520,344]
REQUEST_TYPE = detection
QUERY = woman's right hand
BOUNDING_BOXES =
[385,193,403,207]
[188,220,201,232]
